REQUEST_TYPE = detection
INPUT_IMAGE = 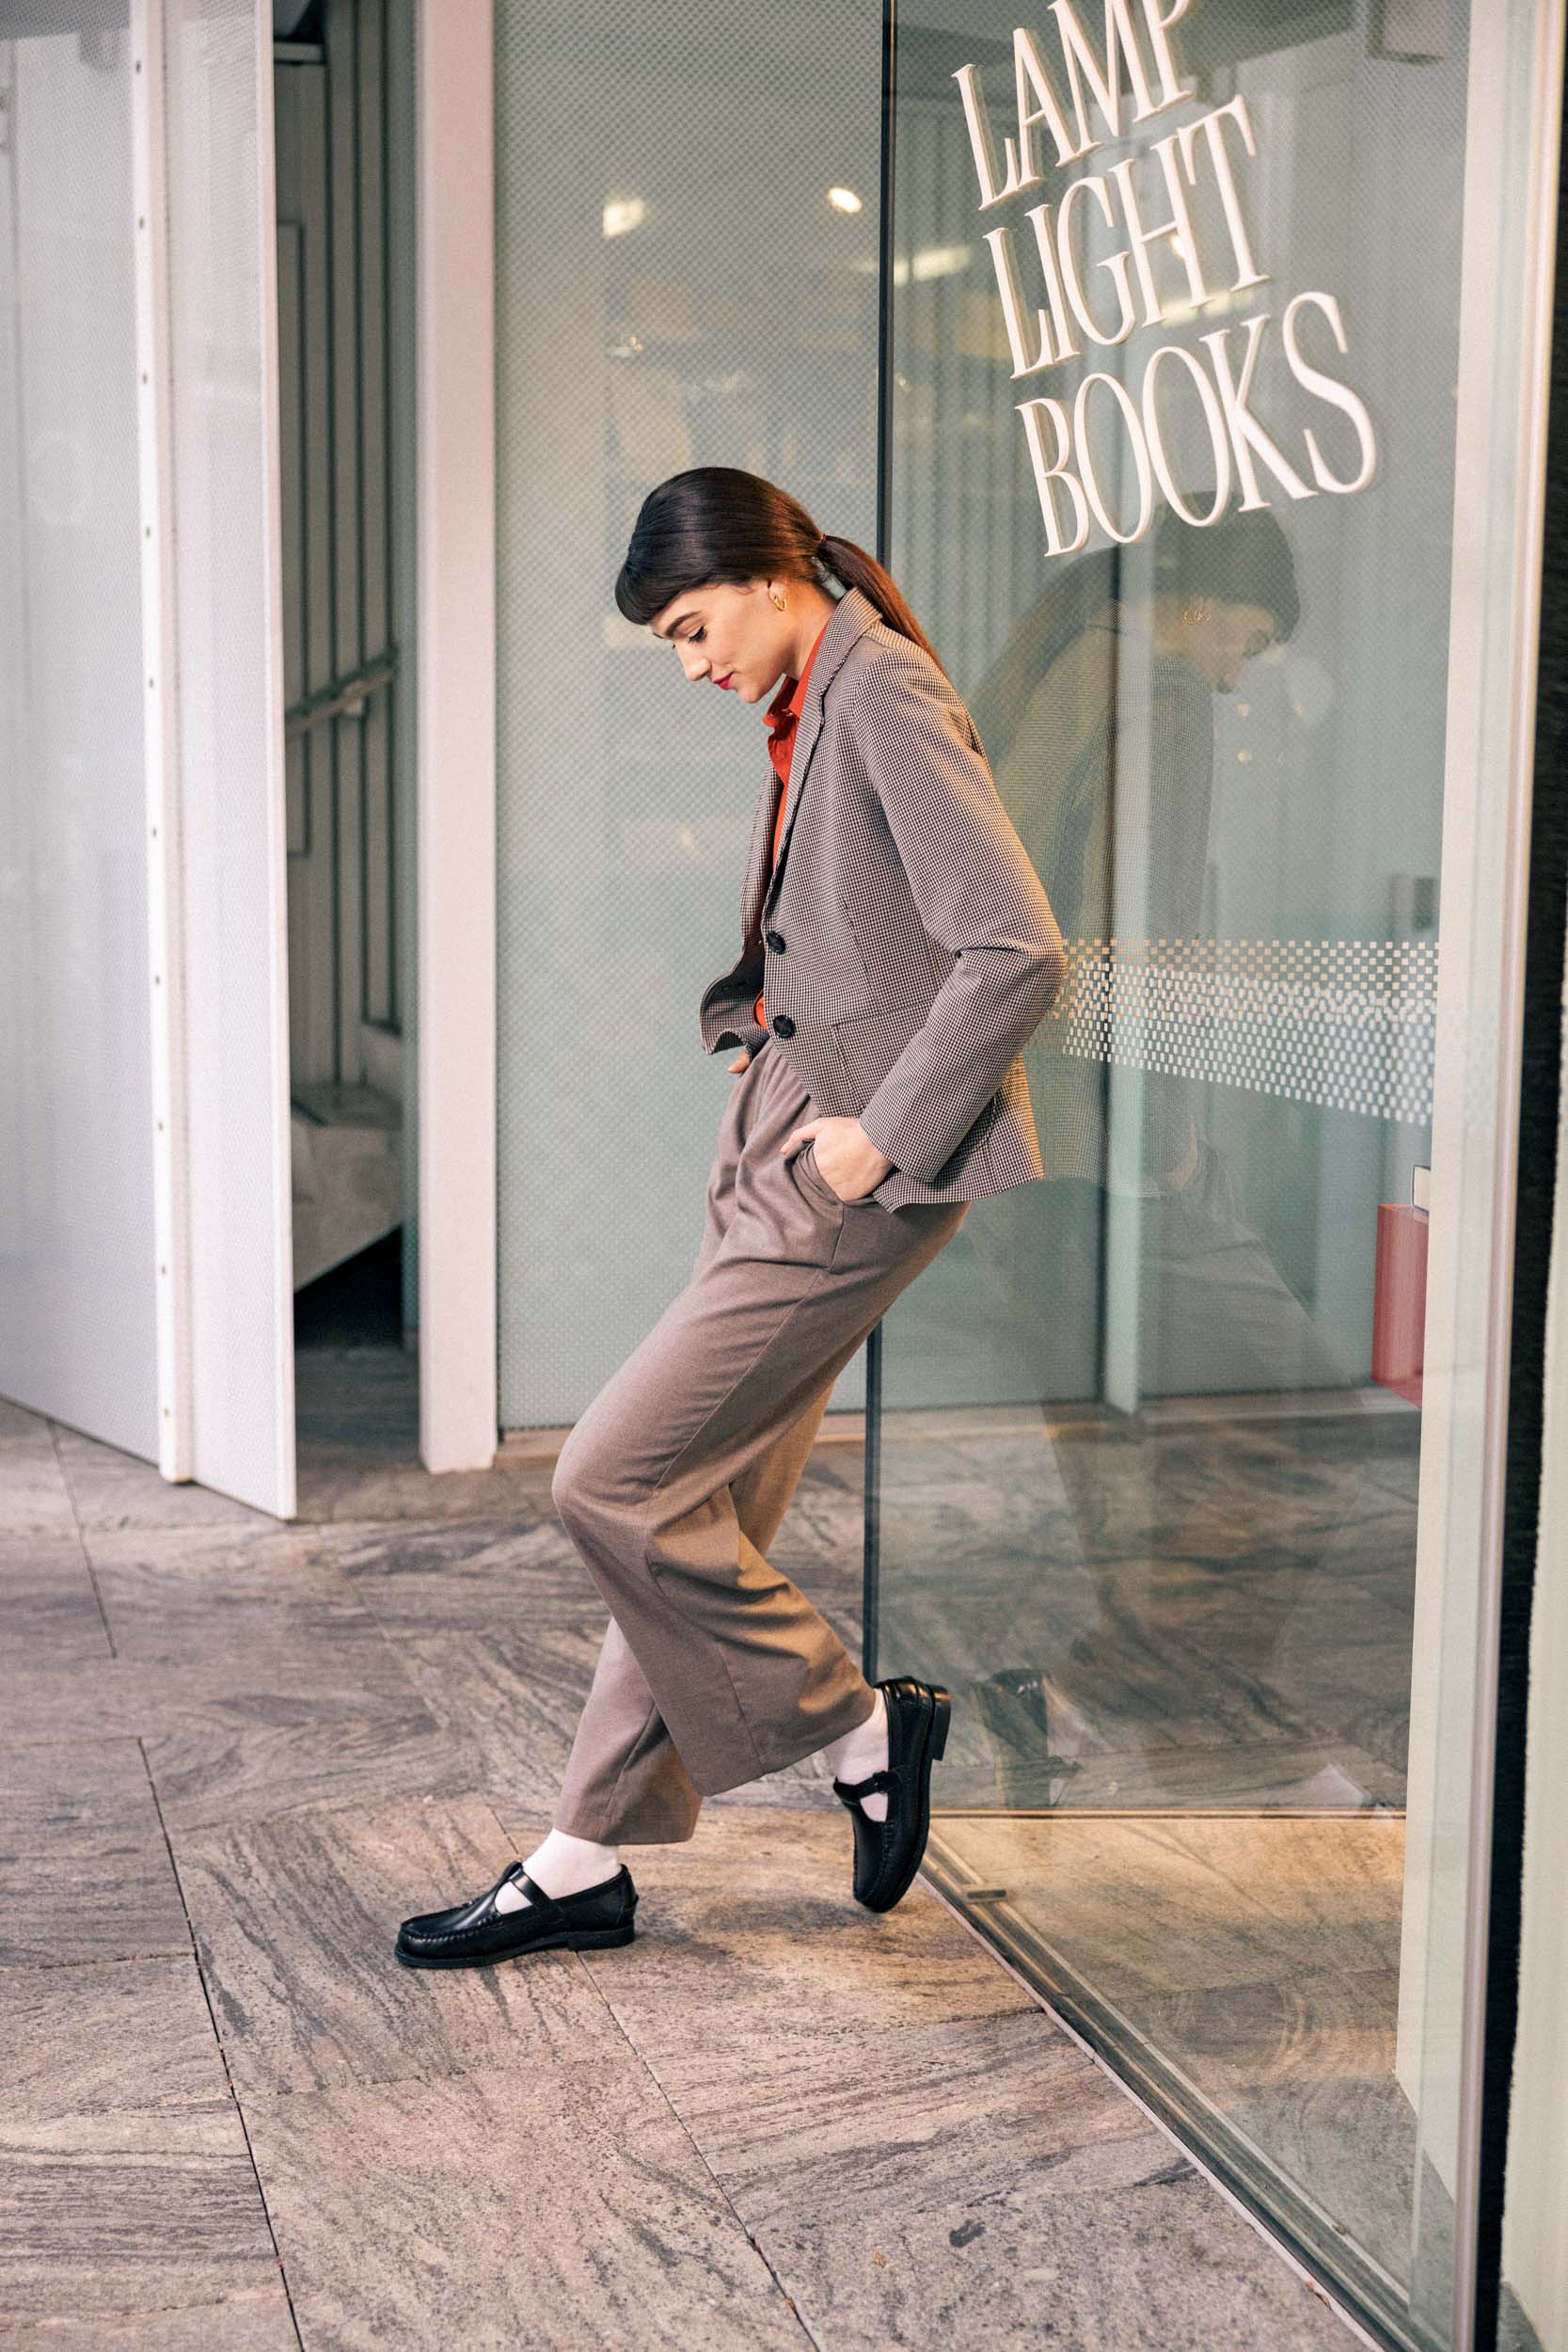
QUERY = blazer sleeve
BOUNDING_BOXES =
[849,642,1068,1182]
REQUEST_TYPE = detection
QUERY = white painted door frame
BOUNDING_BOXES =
[414,0,499,1471]
[133,0,297,1518]
[1394,1,1565,2342]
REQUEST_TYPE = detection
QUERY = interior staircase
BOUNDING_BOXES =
[291,1019,404,1290]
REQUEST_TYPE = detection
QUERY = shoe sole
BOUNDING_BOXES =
[861,1683,950,1915]
[394,1922,637,1969]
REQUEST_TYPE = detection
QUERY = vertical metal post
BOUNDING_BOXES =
[863,0,898,1681]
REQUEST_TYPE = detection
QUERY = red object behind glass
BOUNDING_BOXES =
[1371,1194,1429,1408]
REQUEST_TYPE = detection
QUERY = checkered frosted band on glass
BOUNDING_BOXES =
[1037,937,1439,1124]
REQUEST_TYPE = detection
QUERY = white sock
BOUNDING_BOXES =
[493,1827,622,1913]
[821,1687,889,1820]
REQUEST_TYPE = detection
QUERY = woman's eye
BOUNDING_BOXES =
[689,628,705,644]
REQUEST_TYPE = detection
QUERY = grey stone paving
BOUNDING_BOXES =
[0,1385,1366,2350]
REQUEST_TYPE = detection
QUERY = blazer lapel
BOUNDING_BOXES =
[759,586,879,916]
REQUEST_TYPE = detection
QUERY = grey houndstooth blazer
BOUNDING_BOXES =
[699,584,1067,1211]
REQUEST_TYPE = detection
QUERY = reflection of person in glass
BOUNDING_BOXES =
[967,499,1349,1403]
[961,501,1356,1805]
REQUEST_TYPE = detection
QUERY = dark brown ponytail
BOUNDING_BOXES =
[614,467,946,676]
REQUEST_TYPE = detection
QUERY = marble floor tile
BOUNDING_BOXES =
[1119,1962,1401,2099]
[296,1455,565,1524]
[0,2295,298,2350]
[649,2005,1164,2233]
[173,1792,628,2098]
[1041,1418,1413,1568]
[1256,1410,1422,1513]
[141,1680,478,1837]
[886,1580,1327,1759]
[757,2160,1359,2351]
[48,1421,275,1533]
[293,1343,420,1462]
[330,1512,598,1632]
[1211,2073,1418,2294]
[876,1534,1414,1806]
[0,2100,279,2322]
[524,1807,1037,2055]
[931,1813,1405,1999]
[0,1618,442,1748]
[1334,1695,1412,1779]
[0,1739,188,1967]
[394,1622,607,1806]
[868,1419,1414,1624]
[0,1531,114,1668]
[243,2055,815,2352]
[1,1956,227,2121]
[82,1520,374,1660]
[0,1355,1415,2350]
[931,1734,1403,1814]
[0,1408,81,1534]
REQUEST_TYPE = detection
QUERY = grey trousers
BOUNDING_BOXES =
[549,1035,969,1845]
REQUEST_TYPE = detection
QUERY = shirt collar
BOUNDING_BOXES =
[764,617,831,734]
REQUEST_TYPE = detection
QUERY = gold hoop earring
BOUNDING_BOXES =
[770,592,786,611]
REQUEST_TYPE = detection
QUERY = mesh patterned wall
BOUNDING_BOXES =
[495,1,884,1428]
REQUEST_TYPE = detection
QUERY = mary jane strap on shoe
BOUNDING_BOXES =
[394,1859,639,1969]
[832,1767,894,1807]
[832,1676,951,1914]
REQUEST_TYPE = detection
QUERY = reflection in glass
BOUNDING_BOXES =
[871,2,1542,2344]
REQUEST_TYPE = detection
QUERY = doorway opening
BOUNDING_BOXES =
[274,0,420,1486]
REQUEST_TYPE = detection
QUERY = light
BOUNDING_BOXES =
[603,197,646,240]
[828,185,863,215]
[914,243,972,278]
[890,244,973,285]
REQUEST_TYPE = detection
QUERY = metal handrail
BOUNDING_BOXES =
[284,649,399,740]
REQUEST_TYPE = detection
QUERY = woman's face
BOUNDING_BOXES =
[1183,597,1278,694]
[647,578,796,703]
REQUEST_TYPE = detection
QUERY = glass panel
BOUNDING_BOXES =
[494,0,883,1428]
[876,3,1555,2344]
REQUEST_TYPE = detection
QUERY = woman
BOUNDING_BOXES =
[395,467,1065,1971]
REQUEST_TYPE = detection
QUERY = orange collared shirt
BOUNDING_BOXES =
[752,620,830,1030]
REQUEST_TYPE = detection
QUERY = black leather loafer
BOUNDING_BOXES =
[394,1861,639,1969]
[832,1675,951,1913]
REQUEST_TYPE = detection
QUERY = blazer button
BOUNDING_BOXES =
[765,929,786,953]
[771,1013,796,1039]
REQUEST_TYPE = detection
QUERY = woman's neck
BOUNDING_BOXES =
[784,585,837,678]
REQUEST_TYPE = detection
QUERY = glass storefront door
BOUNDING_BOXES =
[871,3,1560,2344]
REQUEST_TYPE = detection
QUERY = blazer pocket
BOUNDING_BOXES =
[831,1000,933,1098]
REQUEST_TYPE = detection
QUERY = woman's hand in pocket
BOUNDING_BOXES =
[780,1116,894,1202]
[728,1046,752,1073]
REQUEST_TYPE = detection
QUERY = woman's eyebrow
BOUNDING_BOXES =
[655,608,701,642]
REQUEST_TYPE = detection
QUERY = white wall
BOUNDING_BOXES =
[493,0,884,1430]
